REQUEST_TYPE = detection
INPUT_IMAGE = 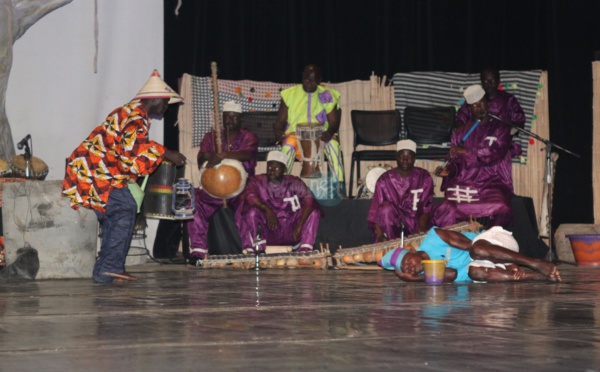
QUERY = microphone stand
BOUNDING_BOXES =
[488,113,580,262]
[22,142,33,179]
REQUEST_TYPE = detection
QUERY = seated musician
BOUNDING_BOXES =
[235,151,321,254]
[368,140,434,242]
[187,100,258,264]
[274,64,344,184]
[432,84,513,228]
[380,226,561,283]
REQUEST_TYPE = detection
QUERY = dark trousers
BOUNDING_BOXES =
[93,188,137,283]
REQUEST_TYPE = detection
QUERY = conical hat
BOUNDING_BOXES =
[134,70,183,104]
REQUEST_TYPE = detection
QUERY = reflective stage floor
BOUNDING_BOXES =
[0,262,599,371]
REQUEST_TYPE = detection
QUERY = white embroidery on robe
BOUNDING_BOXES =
[485,136,497,146]
[411,189,424,211]
[447,186,479,203]
[284,195,301,212]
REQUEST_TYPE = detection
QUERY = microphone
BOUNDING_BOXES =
[17,134,31,150]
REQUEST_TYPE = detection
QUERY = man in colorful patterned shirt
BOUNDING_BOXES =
[62,70,187,283]
[274,64,344,184]
[235,151,321,253]
[368,140,434,241]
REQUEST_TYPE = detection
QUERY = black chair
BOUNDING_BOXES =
[349,110,403,197]
[241,111,279,161]
[403,106,455,160]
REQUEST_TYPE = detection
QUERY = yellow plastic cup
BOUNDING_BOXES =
[422,260,446,285]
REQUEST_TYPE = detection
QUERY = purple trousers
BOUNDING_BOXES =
[186,188,240,258]
[238,207,320,252]
[372,201,422,241]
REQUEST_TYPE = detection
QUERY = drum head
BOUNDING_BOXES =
[366,167,387,194]
[199,158,248,199]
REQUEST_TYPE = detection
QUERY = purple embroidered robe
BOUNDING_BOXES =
[367,167,434,239]
[433,117,513,227]
[236,174,321,251]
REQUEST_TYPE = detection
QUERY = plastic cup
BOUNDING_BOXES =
[422,260,446,285]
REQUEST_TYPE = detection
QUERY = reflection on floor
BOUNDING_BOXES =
[0,263,599,370]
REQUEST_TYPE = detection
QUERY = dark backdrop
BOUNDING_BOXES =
[164,0,600,232]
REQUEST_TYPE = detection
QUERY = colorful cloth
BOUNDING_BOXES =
[456,90,526,157]
[197,128,259,176]
[188,129,259,257]
[280,84,344,181]
[432,116,513,227]
[367,167,434,238]
[235,174,321,251]
[380,227,482,282]
[62,100,165,213]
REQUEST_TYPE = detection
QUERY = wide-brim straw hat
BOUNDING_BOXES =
[134,70,183,104]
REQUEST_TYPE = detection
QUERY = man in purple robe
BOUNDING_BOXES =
[456,67,526,157]
[368,140,434,242]
[187,101,258,263]
[236,151,321,253]
[432,84,513,228]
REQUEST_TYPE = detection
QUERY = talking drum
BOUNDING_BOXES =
[297,124,324,178]
[9,155,48,180]
[199,158,247,199]
[143,160,186,219]
[0,158,10,177]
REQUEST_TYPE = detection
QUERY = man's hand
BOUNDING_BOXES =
[434,166,449,177]
[292,221,304,241]
[205,152,223,168]
[164,150,186,167]
[395,269,422,282]
[449,145,465,158]
[320,130,334,143]
[265,208,278,230]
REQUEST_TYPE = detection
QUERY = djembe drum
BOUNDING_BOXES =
[296,123,324,178]
[9,155,48,180]
[199,158,247,199]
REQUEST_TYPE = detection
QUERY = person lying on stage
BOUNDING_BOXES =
[274,64,345,184]
[455,67,526,157]
[432,84,513,228]
[368,139,434,242]
[235,151,321,254]
[187,100,259,264]
[379,226,561,283]
[62,70,187,283]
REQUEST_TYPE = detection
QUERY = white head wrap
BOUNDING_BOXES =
[396,139,417,153]
[222,100,242,113]
[266,151,288,165]
[464,84,486,104]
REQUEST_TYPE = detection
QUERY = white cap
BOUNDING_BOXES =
[472,226,519,253]
[266,151,288,165]
[463,84,486,104]
[396,139,417,153]
[134,70,183,104]
[223,100,242,113]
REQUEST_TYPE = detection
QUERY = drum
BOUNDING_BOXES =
[296,124,324,178]
[199,158,247,199]
[356,166,389,199]
[0,158,10,177]
[143,160,186,220]
[9,155,48,180]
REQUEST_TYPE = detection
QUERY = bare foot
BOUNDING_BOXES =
[529,260,561,282]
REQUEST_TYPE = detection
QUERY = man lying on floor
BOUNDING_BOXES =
[379,226,561,283]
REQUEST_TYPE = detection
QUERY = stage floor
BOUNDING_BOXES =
[1,262,599,371]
